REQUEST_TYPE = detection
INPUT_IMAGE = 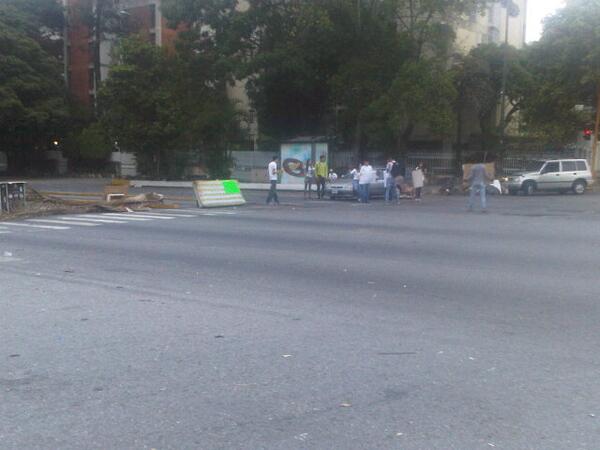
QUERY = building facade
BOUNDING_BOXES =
[455,0,527,53]
[64,0,177,107]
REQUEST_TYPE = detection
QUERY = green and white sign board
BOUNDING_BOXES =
[193,180,246,208]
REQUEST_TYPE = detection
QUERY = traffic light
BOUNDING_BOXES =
[584,128,593,140]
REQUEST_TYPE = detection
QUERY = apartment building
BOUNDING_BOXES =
[64,0,177,107]
[456,0,527,52]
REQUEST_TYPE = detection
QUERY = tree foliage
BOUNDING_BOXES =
[161,0,493,157]
[0,0,70,170]
[98,37,239,178]
[454,43,532,148]
[522,0,600,143]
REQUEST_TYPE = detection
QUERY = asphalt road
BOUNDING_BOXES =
[2,186,600,449]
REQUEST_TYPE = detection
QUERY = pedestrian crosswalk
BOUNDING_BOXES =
[0,209,241,235]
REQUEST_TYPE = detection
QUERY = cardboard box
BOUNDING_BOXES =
[462,163,495,181]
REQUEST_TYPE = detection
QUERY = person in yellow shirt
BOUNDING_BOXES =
[314,155,328,199]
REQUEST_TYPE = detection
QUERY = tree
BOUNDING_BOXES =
[98,36,239,178]
[0,0,70,172]
[523,0,600,153]
[454,43,532,155]
[160,0,498,159]
[63,121,112,164]
[366,60,458,151]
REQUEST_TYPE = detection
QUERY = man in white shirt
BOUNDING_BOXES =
[358,160,373,203]
[266,156,280,205]
[385,158,399,204]
[350,166,360,197]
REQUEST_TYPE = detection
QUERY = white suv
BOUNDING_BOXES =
[507,159,594,195]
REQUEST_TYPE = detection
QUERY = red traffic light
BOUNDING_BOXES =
[584,128,593,140]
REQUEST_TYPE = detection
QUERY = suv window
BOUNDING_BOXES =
[576,161,588,171]
[542,162,560,174]
[561,161,576,172]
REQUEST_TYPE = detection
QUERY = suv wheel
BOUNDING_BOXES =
[572,180,587,195]
[522,181,536,196]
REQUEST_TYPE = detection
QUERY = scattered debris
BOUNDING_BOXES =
[0,187,177,223]
[395,432,404,437]
[9,354,20,358]
[469,357,476,360]
[589,413,596,418]
[282,354,292,358]
[3,251,12,257]
[294,433,309,441]
[339,402,352,408]
[214,335,225,339]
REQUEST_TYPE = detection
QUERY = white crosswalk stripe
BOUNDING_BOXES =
[176,209,239,215]
[60,216,129,224]
[1,208,241,234]
[121,213,176,220]
[3,222,70,230]
[130,212,196,218]
[88,214,151,221]
[27,219,100,227]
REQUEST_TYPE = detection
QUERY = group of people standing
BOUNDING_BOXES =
[304,155,329,199]
[351,159,425,204]
[267,154,492,211]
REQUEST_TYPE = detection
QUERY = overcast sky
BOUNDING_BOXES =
[526,0,565,42]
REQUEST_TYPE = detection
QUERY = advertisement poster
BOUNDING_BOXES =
[280,144,311,185]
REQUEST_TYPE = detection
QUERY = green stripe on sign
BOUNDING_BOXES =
[222,180,241,194]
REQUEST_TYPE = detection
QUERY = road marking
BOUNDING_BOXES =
[62,216,130,224]
[27,219,100,227]
[0,231,11,234]
[125,213,176,219]
[3,222,70,230]
[131,212,196,218]
[91,214,151,221]
[178,209,239,215]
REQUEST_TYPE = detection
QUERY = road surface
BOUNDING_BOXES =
[2,189,600,449]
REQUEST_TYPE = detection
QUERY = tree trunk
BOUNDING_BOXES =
[396,124,414,159]
[455,100,464,175]
[351,117,362,163]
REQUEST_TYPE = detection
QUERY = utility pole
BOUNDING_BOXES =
[591,85,600,178]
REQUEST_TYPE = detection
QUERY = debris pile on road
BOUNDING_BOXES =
[0,188,177,222]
